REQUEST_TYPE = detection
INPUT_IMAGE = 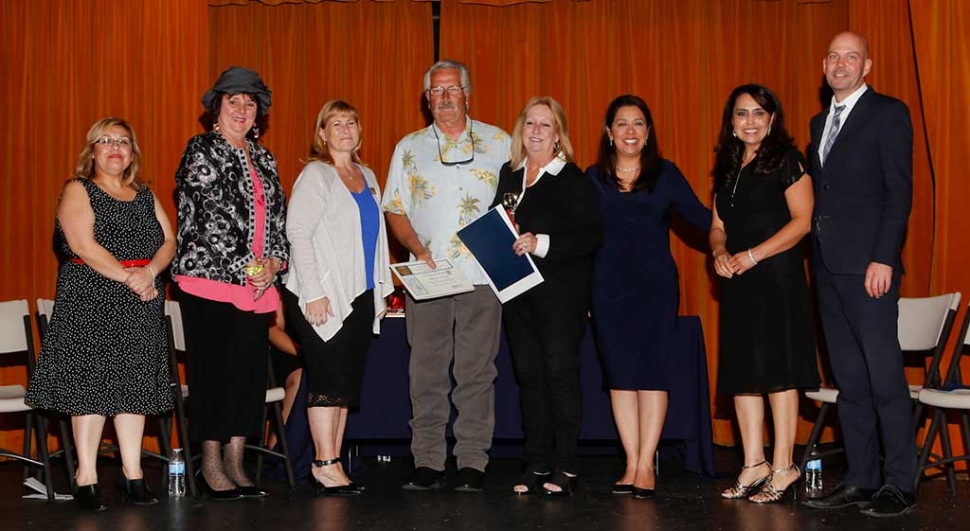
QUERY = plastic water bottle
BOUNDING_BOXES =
[805,456,823,497]
[168,448,186,497]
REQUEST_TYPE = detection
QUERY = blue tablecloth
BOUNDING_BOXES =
[341,315,715,476]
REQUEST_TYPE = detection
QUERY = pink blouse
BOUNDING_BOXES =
[176,167,278,313]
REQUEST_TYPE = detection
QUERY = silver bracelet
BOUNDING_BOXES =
[147,264,157,279]
[747,249,758,266]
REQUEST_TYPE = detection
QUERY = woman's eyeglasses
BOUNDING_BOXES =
[94,137,132,148]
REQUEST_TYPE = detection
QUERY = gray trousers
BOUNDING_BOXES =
[405,285,502,472]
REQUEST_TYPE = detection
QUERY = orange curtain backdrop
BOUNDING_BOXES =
[0,0,208,452]
[208,0,433,195]
[910,0,970,468]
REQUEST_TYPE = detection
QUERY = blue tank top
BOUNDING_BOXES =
[352,188,379,290]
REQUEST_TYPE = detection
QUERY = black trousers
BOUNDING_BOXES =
[814,263,916,491]
[503,286,588,474]
[179,290,272,443]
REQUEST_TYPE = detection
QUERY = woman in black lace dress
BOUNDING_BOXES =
[26,117,176,511]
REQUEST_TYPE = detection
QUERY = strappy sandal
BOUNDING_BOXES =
[721,460,772,499]
[513,467,552,496]
[749,463,800,504]
[541,470,577,498]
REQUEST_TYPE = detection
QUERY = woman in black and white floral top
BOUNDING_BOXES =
[172,66,288,500]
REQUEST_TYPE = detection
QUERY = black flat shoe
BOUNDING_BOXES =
[542,470,577,498]
[454,467,485,493]
[633,487,655,499]
[801,483,876,510]
[402,466,446,491]
[312,458,361,497]
[196,471,243,501]
[119,477,159,505]
[74,482,107,512]
[611,483,634,495]
[859,485,916,518]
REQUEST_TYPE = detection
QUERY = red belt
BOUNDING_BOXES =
[71,258,151,267]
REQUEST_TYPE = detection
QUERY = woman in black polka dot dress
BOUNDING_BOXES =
[25,118,176,511]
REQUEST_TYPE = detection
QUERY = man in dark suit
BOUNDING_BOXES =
[802,32,916,518]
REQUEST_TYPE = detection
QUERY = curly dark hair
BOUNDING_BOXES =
[713,84,795,193]
[594,94,662,193]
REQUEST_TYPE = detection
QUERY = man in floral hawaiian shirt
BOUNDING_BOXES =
[383,59,511,493]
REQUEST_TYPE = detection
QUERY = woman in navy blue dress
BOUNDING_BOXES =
[588,95,711,498]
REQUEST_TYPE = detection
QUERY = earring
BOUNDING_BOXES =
[213,121,221,133]
[767,126,772,135]
[554,141,561,153]
[609,138,613,147]
[732,130,737,138]
[251,124,260,139]
[323,139,327,146]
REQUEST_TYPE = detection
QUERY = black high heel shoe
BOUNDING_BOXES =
[74,482,107,512]
[196,471,243,501]
[312,458,361,497]
[118,475,159,505]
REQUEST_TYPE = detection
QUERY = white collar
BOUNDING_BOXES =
[830,83,868,112]
[515,152,567,179]
[508,154,566,212]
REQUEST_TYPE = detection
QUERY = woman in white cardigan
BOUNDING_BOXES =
[283,100,392,496]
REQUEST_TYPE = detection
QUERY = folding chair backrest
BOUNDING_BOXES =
[0,300,31,355]
[36,298,55,337]
[898,293,961,351]
[164,300,186,352]
[939,304,970,387]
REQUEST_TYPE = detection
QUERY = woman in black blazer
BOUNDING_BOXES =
[491,96,603,497]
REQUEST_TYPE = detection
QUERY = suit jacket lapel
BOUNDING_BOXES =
[810,112,827,177]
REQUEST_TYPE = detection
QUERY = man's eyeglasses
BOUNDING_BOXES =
[94,137,132,148]
[427,85,466,98]
[432,124,476,167]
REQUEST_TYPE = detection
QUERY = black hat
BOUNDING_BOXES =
[202,66,272,116]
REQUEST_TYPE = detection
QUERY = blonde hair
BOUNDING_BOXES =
[309,100,363,164]
[510,96,574,169]
[74,117,142,185]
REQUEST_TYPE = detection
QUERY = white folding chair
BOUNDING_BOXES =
[916,303,970,496]
[800,292,962,472]
[0,299,55,500]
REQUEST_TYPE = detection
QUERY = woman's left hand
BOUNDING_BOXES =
[247,257,279,300]
[124,266,156,297]
[513,232,537,256]
[726,250,758,276]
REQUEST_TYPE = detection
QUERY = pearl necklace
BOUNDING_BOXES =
[617,166,640,172]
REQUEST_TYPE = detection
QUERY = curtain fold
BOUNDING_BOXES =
[0,0,209,452]
[909,0,970,470]
[208,0,433,195]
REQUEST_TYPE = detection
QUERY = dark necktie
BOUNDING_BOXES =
[821,104,846,164]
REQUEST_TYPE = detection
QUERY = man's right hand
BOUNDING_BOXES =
[416,248,436,269]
